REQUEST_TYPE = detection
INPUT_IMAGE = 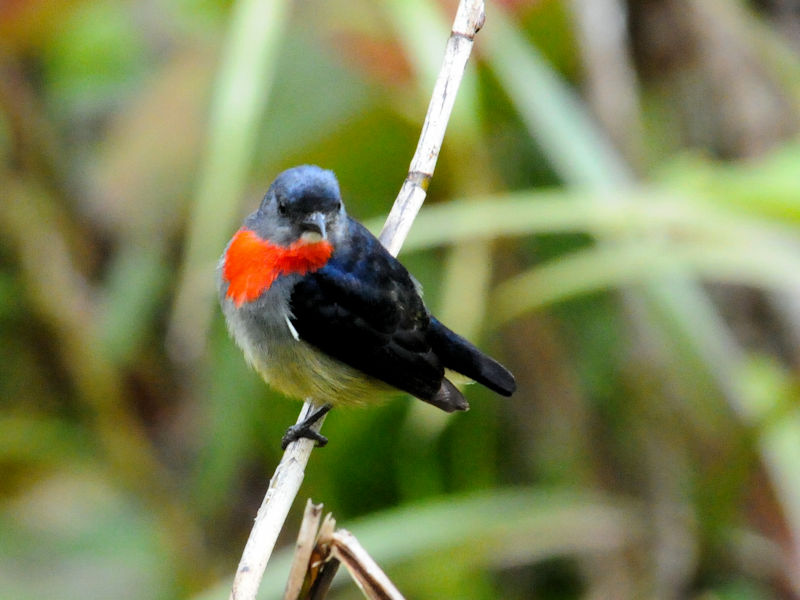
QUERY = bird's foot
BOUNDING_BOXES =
[281,426,328,449]
[281,404,332,450]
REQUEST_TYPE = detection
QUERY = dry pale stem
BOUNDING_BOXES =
[331,530,406,600]
[228,2,486,599]
[283,499,324,600]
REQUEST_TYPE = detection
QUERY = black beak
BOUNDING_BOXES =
[301,212,327,240]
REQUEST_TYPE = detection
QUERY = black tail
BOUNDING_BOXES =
[428,318,516,397]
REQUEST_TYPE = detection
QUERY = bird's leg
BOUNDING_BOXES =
[281,403,332,449]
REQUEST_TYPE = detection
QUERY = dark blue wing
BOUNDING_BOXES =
[289,218,445,402]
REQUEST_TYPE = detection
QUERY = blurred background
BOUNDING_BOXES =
[3,0,800,598]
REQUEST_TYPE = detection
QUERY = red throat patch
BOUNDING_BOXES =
[223,228,333,307]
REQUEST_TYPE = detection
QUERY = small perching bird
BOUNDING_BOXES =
[217,165,515,447]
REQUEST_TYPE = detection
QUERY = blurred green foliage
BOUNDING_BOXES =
[2,0,800,598]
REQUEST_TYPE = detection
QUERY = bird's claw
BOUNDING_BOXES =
[281,425,328,449]
[280,403,332,449]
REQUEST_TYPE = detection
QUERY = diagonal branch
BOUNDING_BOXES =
[379,0,485,254]
[228,2,486,599]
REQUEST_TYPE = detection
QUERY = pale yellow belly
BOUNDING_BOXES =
[250,338,393,406]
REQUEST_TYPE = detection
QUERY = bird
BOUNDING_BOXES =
[217,165,516,448]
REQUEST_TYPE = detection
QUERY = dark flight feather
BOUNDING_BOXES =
[290,219,447,405]
[289,218,512,410]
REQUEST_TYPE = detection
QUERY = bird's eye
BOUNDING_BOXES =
[277,201,288,216]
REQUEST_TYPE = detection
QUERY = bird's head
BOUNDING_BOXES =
[220,165,345,307]
[247,164,347,247]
